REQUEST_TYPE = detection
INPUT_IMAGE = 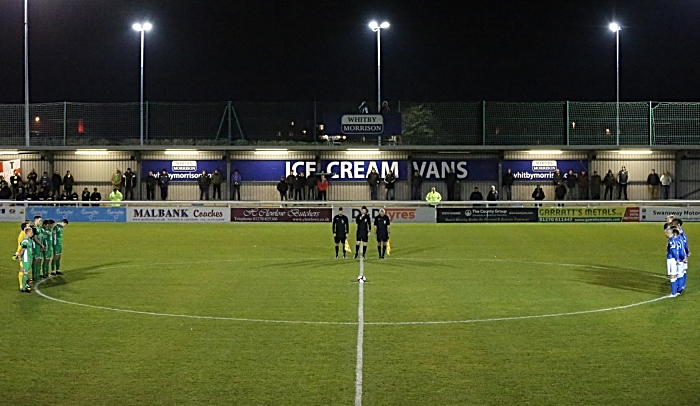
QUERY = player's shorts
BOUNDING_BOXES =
[667,258,679,276]
[376,232,389,243]
[683,260,688,272]
[334,234,347,244]
[356,233,368,243]
[21,260,31,272]
[53,245,63,255]
[43,248,53,259]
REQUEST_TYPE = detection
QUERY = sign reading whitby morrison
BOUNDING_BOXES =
[141,160,225,181]
[504,160,588,182]
[231,208,332,222]
[322,113,402,135]
[26,206,126,222]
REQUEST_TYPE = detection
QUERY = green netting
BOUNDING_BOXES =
[652,102,700,146]
[0,104,25,146]
[398,102,481,145]
[569,102,650,146]
[232,102,315,144]
[484,102,565,145]
[148,102,228,146]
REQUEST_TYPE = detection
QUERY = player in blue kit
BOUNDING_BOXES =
[666,227,682,297]
[672,218,689,294]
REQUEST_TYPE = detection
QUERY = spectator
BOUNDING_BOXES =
[111,168,123,192]
[47,191,55,201]
[158,169,170,200]
[578,170,589,200]
[486,185,499,201]
[63,170,75,194]
[109,188,123,206]
[70,189,79,201]
[454,180,462,200]
[276,176,288,200]
[647,169,660,200]
[358,101,370,114]
[51,170,62,195]
[27,168,38,184]
[661,170,673,200]
[469,187,483,201]
[317,175,328,201]
[231,169,242,200]
[9,170,22,198]
[123,168,136,200]
[90,187,102,206]
[617,166,629,200]
[25,186,36,201]
[285,172,296,200]
[502,168,515,200]
[81,187,91,205]
[37,187,48,201]
[306,172,318,200]
[565,169,577,200]
[384,170,397,201]
[198,170,211,200]
[555,182,567,201]
[381,101,391,114]
[367,168,380,200]
[445,169,458,201]
[532,184,545,201]
[0,176,7,190]
[39,171,50,192]
[294,172,306,200]
[26,180,37,195]
[410,170,423,200]
[15,187,26,201]
[211,169,223,200]
[426,187,442,207]
[145,171,157,201]
[0,183,12,199]
[552,168,564,185]
[603,169,616,200]
[590,171,602,200]
[59,190,70,201]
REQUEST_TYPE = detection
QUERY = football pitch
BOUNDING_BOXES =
[1,222,699,405]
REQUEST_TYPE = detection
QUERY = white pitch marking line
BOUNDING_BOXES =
[355,254,365,406]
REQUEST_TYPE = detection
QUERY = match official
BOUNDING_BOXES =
[332,207,349,259]
[374,208,391,259]
[354,206,371,259]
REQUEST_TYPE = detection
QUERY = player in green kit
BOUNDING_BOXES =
[51,218,68,276]
[40,220,53,278]
[18,226,34,293]
[29,216,45,284]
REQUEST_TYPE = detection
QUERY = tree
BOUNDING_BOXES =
[401,104,435,145]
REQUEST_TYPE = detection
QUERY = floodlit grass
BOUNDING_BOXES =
[1,222,699,405]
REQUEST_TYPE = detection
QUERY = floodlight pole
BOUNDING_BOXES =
[24,0,30,147]
[615,28,620,146]
[376,28,381,113]
[139,28,145,146]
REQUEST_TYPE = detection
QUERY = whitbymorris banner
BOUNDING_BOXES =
[127,206,230,222]
[331,206,435,223]
[640,206,700,222]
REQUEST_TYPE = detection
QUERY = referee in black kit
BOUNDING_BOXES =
[354,206,371,259]
[374,208,391,259]
[332,207,349,259]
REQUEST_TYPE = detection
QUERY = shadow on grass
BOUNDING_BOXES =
[37,261,131,291]
[570,266,669,295]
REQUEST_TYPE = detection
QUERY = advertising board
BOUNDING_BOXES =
[141,160,225,181]
[640,206,700,222]
[504,160,588,182]
[437,207,538,223]
[231,208,332,222]
[26,206,126,222]
[0,204,26,222]
[538,207,639,223]
[231,160,407,181]
[332,206,435,223]
[410,160,498,181]
[127,206,230,222]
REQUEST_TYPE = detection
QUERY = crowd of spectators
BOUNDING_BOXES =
[0,169,80,202]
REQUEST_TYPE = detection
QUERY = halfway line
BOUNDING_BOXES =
[355,255,365,406]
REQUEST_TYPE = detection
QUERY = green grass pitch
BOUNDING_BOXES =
[1,222,699,405]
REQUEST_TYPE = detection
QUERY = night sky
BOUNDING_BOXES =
[0,0,698,103]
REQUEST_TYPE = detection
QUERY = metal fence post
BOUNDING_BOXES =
[565,101,570,146]
[313,101,317,142]
[649,101,653,146]
[63,101,67,146]
[482,101,486,146]
[227,101,232,143]
[145,101,149,143]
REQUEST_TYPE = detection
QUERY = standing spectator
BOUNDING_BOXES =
[158,169,170,200]
[81,187,91,204]
[454,180,462,200]
[487,185,499,201]
[426,187,442,207]
[285,172,296,200]
[27,168,38,185]
[554,182,567,201]
[647,169,660,200]
[381,101,391,113]
[502,168,515,200]
[211,169,223,200]
[9,170,22,198]
[0,176,6,190]
[445,169,458,201]
[294,172,306,200]
[123,168,136,200]
[145,171,157,201]
[565,169,577,200]
[276,176,288,200]
[552,168,564,185]
[590,171,602,200]
[532,184,545,201]
[111,168,123,192]
[109,188,124,206]
[0,183,12,200]
[90,187,102,206]
[230,169,242,200]
[469,187,483,201]
[617,166,629,200]
[358,101,370,114]
[198,170,211,200]
[306,172,318,200]
[661,170,673,200]
[578,170,590,200]
[603,170,616,200]
[63,170,75,194]
[367,168,379,200]
[51,170,62,196]
[384,170,396,201]
[410,170,423,200]
[39,171,50,192]
[317,175,328,201]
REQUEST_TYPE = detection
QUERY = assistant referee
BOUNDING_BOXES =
[332,207,349,259]
[374,208,391,259]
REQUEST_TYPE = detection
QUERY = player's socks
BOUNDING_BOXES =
[355,245,359,255]
[670,278,678,295]
[54,259,60,272]
[42,261,49,277]
[377,246,381,257]
[18,271,24,290]
[21,272,28,291]
[382,246,387,257]
[362,246,367,257]
[335,246,339,256]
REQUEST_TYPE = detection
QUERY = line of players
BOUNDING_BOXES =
[332,206,390,259]
[664,215,688,297]
[15,215,69,293]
